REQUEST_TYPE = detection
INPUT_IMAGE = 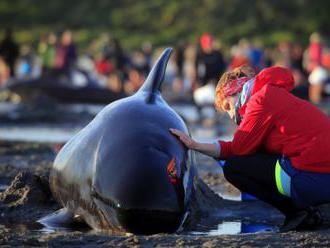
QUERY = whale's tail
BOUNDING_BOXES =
[138,47,173,103]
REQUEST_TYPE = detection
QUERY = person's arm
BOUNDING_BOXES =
[169,128,221,158]
[219,88,275,160]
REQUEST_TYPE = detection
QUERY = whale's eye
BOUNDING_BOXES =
[167,158,177,184]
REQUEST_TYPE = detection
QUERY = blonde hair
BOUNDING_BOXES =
[215,65,255,111]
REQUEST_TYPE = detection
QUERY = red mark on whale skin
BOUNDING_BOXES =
[167,158,178,184]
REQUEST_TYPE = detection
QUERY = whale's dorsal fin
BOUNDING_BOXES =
[138,47,173,103]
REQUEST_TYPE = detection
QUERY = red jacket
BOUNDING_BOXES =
[219,66,330,173]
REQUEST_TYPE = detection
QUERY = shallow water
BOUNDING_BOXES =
[189,221,275,236]
[5,220,275,236]
[0,126,80,143]
[0,184,7,192]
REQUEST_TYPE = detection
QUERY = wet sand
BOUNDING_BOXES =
[1,142,330,247]
[0,102,330,247]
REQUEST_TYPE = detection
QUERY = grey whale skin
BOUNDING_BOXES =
[44,48,197,234]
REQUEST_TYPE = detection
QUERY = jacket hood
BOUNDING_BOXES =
[251,66,295,96]
[236,66,295,125]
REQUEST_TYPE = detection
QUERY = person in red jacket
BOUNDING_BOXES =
[170,65,330,232]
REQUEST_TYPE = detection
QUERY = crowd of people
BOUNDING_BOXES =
[1,29,330,105]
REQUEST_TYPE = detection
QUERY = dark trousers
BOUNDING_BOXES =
[223,153,298,216]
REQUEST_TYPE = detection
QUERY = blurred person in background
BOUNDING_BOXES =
[55,30,77,72]
[308,66,328,104]
[0,56,9,84]
[174,41,185,79]
[291,68,309,100]
[194,33,226,119]
[171,65,330,232]
[0,28,19,77]
[195,33,226,86]
[16,44,33,78]
[107,37,128,77]
[130,50,150,76]
[320,47,330,71]
[166,41,193,102]
[304,33,323,74]
[273,41,292,68]
[304,33,328,104]
[39,33,57,75]
[262,48,274,68]
[247,40,264,71]
[95,53,114,76]
[37,34,47,63]
[141,41,153,73]
[183,44,198,91]
[123,67,145,95]
[291,43,305,73]
[289,43,309,99]
[106,72,123,93]
[229,39,251,70]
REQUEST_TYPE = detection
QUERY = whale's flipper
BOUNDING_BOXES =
[37,208,76,228]
[138,47,173,103]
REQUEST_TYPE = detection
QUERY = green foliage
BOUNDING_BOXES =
[1,0,330,48]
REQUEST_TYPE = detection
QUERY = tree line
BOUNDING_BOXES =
[1,0,330,48]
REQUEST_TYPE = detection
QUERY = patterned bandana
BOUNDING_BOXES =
[234,78,255,125]
[222,77,251,98]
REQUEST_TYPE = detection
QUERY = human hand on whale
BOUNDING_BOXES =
[170,128,221,158]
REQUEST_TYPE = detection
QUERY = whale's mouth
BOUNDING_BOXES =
[116,208,183,234]
[92,188,183,234]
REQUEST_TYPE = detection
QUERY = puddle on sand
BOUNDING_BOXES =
[3,221,90,235]
[189,221,275,236]
[5,220,275,236]
[0,184,7,192]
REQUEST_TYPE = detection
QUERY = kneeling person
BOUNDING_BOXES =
[171,66,330,232]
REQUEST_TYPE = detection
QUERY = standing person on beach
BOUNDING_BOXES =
[55,30,77,72]
[40,33,57,75]
[170,65,330,232]
[0,28,19,77]
[195,33,226,86]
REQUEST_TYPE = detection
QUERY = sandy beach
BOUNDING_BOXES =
[0,140,329,247]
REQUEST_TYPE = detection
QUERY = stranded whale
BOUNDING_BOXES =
[40,48,198,234]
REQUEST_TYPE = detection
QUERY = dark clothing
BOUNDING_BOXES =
[174,46,185,78]
[195,49,225,85]
[248,48,263,69]
[222,154,330,216]
[0,38,19,76]
[107,45,127,72]
[223,154,298,216]
[55,43,77,70]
